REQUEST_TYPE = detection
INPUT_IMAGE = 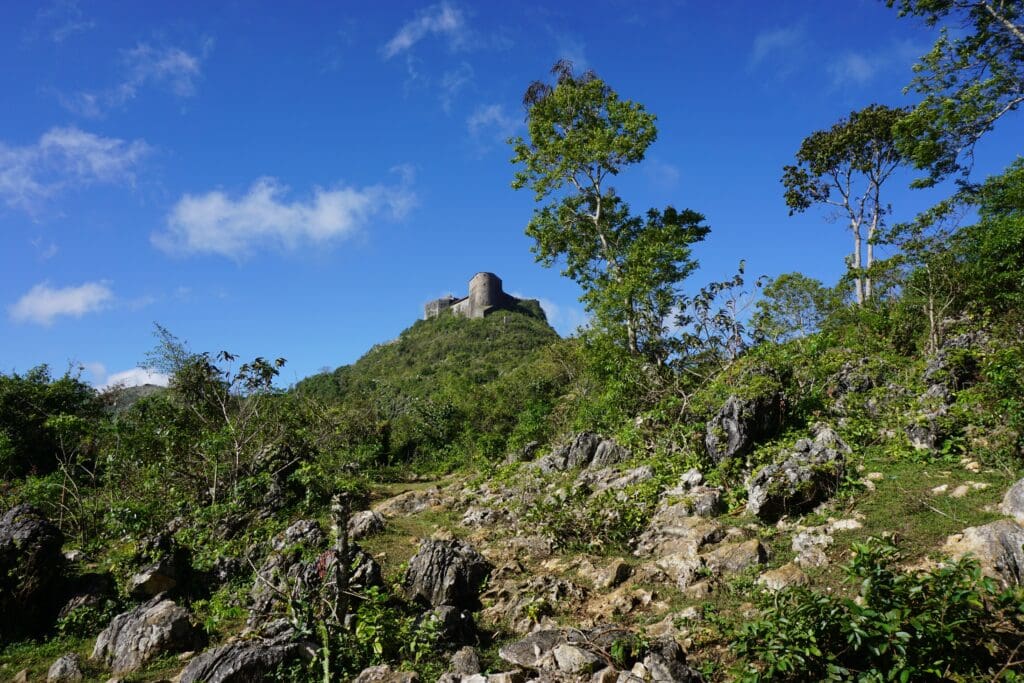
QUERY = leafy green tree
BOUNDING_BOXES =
[510,60,709,365]
[887,0,1024,185]
[783,104,908,305]
[951,156,1024,312]
[0,365,100,478]
[752,272,836,343]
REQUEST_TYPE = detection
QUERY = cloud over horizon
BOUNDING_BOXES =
[9,281,113,325]
[155,173,416,259]
[0,126,149,211]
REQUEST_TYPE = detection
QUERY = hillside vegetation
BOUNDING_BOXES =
[2,3,1024,681]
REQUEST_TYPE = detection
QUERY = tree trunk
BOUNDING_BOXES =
[852,224,864,305]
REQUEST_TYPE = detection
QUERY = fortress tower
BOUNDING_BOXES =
[424,272,518,320]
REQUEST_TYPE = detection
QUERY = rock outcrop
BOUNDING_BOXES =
[746,425,849,521]
[943,519,1024,588]
[405,539,492,611]
[705,392,783,463]
[0,504,67,643]
[92,595,204,675]
[179,624,309,683]
[46,654,84,683]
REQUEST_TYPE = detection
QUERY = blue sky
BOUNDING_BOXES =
[2,0,1021,388]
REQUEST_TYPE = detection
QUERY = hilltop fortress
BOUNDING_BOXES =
[424,272,523,320]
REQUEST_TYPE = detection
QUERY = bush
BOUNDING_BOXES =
[731,538,1024,681]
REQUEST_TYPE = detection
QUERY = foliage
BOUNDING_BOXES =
[782,104,907,304]
[752,272,838,343]
[521,476,663,553]
[887,0,1024,185]
[0,365,101,478]
[732,538,1024,681]
[294,308,563,468]
[510,59,709,363]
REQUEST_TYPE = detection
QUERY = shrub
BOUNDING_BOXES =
[732,538,1024,681]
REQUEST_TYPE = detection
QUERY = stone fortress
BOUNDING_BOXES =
[424,272,523,320]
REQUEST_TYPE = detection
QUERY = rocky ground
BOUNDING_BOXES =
[2,418,1021,682]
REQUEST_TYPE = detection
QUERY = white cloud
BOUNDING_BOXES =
[828,52,878,88]
[60,40,211,117]
[467,104,519,146]
[0,126,149,212]
[100,367,170,390]
[26,0,95,44]
[9,281,113,326]
[382,2,467,59]
[750,26,803,66]
[155,173,416,258]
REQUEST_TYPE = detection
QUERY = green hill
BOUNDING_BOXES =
[295,300,566,465]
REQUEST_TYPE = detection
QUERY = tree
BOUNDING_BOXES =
[752,272,836,343]
[782,104,907,305]
[510,60,709,364]
[887,0,1024,185]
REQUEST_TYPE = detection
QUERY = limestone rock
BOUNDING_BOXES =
[353,665,420,682]
[642,637,702,682]
[636,511,725,558]
[348,510,386,540]
[792,530,833,568]
[746,426,849,521]
[705,392,782,463]
[756,563,809,591]
[943,519,1024,588]
[178,630,308,683]
[481,575,587,635]
[461,506,509,528]
[0,504,67,643]
[498,629,565,669]
[405,539,492,610]
[449,647,482,675]
[701,539,767,574]
[1000,478,1024,523]
[553,644,603,674]
[128,557,181,599]
[47,654,84,683]
[92,595,204,675]
[591,439,631,469]
[374,489,442,518]
[576,466,655,494]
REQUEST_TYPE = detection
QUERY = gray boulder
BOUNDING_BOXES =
[405,539,492,610]
[348,510,386,540]
[353,664,420,682]
[498,629,565,669]
[128,556,181,599]
[46,654,84,683]
[746,426,849,521]
[943,519,1024,588]
[705,392,782,463]
[566,432,602,469]
[0,504,67,643]
[449,646,482,675]
[1000,478,1024,524]
[178,630,309,683]
[590,439,630,469]
[92,595,204,675]
[642,637,703,682]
